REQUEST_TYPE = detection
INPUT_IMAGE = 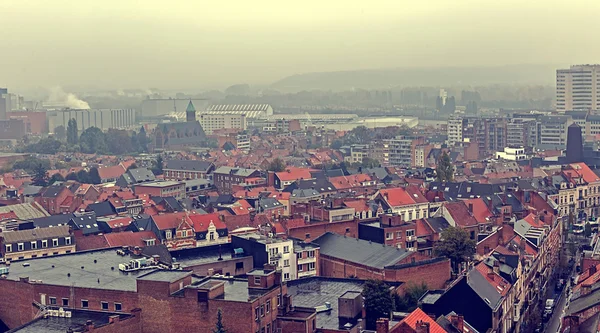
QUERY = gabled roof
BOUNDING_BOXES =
[97,165,126,180]
[165,160,214,172]
[213,166,259,177]
[466,263,510,311]
[87,201,117,217]
[276,167,313,182]
[0,202,49,219]
[127,168,156,183]
[377,187,424,207]
[104,231,158,248]
[569,163,600,183]
[397,308,447,333]
[188,212,227,231]
[443,201,478,227]
[461,198,493,224]
[312,232,411,270]
[151,212,192,230]
[0,225,71,243]
[40,185,67,198]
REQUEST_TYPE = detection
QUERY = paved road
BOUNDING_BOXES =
[545,254,579,333]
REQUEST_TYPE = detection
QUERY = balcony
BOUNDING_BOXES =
[406,235,416,242]
[298,270,316,278]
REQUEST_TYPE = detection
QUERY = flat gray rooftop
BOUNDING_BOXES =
[1,249,168,292]
[137,270,191,283]
[191,277,273,302]
[8,310,130,333]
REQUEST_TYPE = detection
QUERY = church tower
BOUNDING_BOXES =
[186,100,196,122]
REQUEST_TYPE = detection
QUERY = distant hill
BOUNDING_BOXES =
[270,64,561,92]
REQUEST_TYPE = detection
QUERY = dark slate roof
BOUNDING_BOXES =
[141,244,172,265]
[129,215,153,232]
[31,214,74,228]
[283,178,335,193]
[436,316,462,333]
[22,185,43,197]
[7,309,132,333]
[40,185,66,198]
[312,232,411,269]
[69,212,101,235]
[152,196,185,212]
[363,167,389,180]
[158,121,206,145]
[466,269,503,311]
[425,217,451,234]
[86,201,116,217]
[291,189,320,198]
[568,286,600,315]
[429,181,515,201]
[128,168,156,183]
[165,160,214,172]
[258,197,283,211]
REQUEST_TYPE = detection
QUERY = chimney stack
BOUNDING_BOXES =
[450,314,464,332]
[415,320,431,333]
[376,318,390,333]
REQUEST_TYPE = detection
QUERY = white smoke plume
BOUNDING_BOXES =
[47,86,90,109]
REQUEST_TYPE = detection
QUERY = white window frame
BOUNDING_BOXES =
[17,243,24,251]
[165,230,172,239]
[52,239,59,247]
[42,240,48,248]
[31,241,37,249]
[6,244,12,253]
[65,237,71,245]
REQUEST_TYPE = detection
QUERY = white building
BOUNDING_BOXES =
[206,104,273,119]
[198,113,247,134]
[47,109,136,132]
[556,64,600,112]
[232,233,298,281]
[496,147,527,161]
[447,116,465,146]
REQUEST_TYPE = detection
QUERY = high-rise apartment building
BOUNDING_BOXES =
[556,64,600,112]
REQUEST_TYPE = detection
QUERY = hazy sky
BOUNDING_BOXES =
[1,0,599,91]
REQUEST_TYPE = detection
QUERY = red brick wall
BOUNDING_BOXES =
[185,257,254,276]
[90,309,142,333]
[319,255,385,280]
[287,220,358,242]
[383,259,451,289]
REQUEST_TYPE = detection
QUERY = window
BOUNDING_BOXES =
[283,259,290,267]
[81,300,89,308]
[17,243,24,251]
[283,246,289,253]
[52,239,59,247]
[406,230,415,237]
[42,240,48,248]
[308,262,316,271]
[297,252,302,259]
[283,273,290,281]
[260,304,265,317]
[386,232,393,240]
[49,297,57,305]
[267,324,271,333]
[31,241,37,249]
[266,300,271,313]
[181,230,188,237]
[209,232,215,241]
[254,276,261,284]
[62,298,69,307]
[235,262,244,270]
[101,302,109,310]
[166,230,172,239]
[277,294,282,306]
[396,231,402,239]
[255,307,260,319]
[115,303,122,311]
[308,250,315,258]
[5,244,11,253]
[65,237,71,245]
[298,264,303,272]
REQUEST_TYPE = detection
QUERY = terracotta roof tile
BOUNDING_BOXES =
[398,308,447,333]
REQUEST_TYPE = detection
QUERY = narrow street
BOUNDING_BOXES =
[544,248,580,333]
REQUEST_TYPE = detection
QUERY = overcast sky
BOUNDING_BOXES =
[1,0,599,91]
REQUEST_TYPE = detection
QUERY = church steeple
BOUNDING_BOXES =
[186,100,196,122]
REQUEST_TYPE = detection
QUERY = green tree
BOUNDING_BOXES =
[32,163,48,186]
[137,126,148,152]
[435,152,454,182]
[362,280,393,330]
[79,127,107,154]
[67,119,78,145]
[394,282,429,312]
[585,222,592,237]
[22,137,63,155]
[127,163,138,171]
[330,140,343,150]
[361,157,380,169]
[434,226,476,273]
[267,158,286,172]
[13,156,51,173]
[346,126,371,144]
[54,125,67,142]
[76,169,90,183]
[212,309,228,333]
[49,173,65,185]
[152,155,164,175]
[88,167,102,184]
[105,129,133,155]
[66,172,79,181]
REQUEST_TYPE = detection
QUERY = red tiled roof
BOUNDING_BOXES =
[286,218,306,229]
[189,212,227,231]
[119,160,137,170]
[106,217,133,229]
[444,202,478,227]
[343,199,370,212]
[398,308,447,333]
[152,212,194,230]
[272,223,285,234]
[0,211,18,221]
[522,213,544,228]
[415,219,434,237]
[329,174,373,190]
[378,187,424,207]
[97,165,126,180]
[104,231,157,248]
[404,186,429,203]
[76,234,110,251]
[230,199,254,215]
[569,163,600,183]
[462,198,493,224]
[275,167,313,182]
[474,262,511,297]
